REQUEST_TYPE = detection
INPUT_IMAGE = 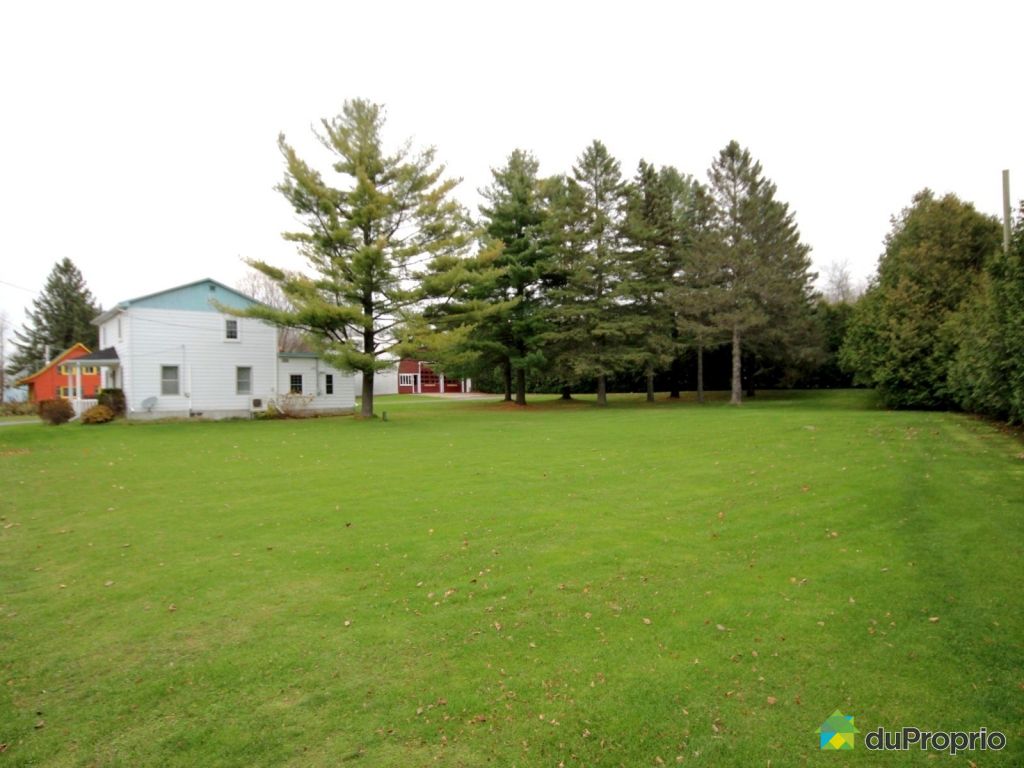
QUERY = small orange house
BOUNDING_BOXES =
[18,343,102,403]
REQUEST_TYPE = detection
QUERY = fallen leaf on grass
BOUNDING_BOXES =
[767,696,778,705]
[167,604,177,612]
[104,581,114,587]
[928,616,940,623]
[643,617,652,625]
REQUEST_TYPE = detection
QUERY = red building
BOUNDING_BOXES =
[396,359,469,394]
[18,343,102,402]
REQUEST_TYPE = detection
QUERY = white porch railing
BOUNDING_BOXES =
[72,398,98,418]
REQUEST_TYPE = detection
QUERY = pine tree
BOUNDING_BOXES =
[545,141,631,405]
[621,161,698,401]
[671,182,723,403]
[475,150,552,405]
[705,141,813,404]
[235,100,470,418]
[7,258,100,377]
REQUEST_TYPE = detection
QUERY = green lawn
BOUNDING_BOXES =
[0,391,1021,766]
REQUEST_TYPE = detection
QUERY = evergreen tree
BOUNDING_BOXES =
[545,141,632,405]
[621,161,698,401]
[705,141,813,404]
[7,258,100,376]
[474,150,552,405]
[946,202,1024,422]
[235,100,470,417]
[840,190,1000,408]
[669,181,720,402]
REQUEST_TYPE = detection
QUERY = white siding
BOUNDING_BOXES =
[123,308,278,418]
[277,357,355,413]
[351,368,399,396]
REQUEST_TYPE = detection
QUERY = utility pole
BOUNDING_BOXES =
[1003,170,1012,254]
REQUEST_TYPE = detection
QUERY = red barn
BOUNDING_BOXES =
[396,359,469,394]
[18,343,102,403]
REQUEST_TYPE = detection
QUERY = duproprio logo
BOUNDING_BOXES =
[817,710,860,750]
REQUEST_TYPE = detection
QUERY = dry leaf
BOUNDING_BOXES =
[767,696,777,705]
[643,617,652,625]
[716,624,727,631]
[928,616,940,623]
[167,604,177,612]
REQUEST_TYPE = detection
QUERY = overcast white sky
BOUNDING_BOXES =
[1,0,1021,341]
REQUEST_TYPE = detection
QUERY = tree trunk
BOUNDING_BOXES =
[645,367,655,403]
[668,328,681,398]
[730,325,742,405]
[745,351,756,397]
[361,369,374,417]
[502,359,512,402]
[597,374,607,406]
[362,321,375,417]
[560,385,572,400]
[697,341,705,404]
[515,367,527,406]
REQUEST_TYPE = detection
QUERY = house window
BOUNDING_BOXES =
[399,373,415,387]
[59,386,78,398]
[161,366,180,396]
[325,374,333,395]
[289,374,302,394]
[237,367,252,395]
[225,319,239,340]
[59,365,68,375]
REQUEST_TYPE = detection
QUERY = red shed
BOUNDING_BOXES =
[17,343,102,403]
[396,359,469,394]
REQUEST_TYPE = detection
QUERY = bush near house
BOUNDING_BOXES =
[37,399,74,425]
[0,401,36,417]
[97,388,126,416]
[81,404,116,424]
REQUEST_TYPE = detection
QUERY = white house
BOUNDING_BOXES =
[68,278,354,420]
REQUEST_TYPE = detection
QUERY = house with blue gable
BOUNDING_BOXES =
[67,278,354,420]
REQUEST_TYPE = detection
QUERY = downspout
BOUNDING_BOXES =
[185,344,191,415]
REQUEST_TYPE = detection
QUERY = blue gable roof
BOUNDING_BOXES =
[95,278,263,324]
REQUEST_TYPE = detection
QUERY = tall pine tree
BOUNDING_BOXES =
[705,141,813,404]
[621,161,698,401]
[476,150,552,405]
[234,100,470,417]
[7,258,100,376]
[545,141,631,405]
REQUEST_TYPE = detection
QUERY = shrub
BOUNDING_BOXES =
[38,399,74,425]
[274,392,316,418]
[81,404,116,424]
[0,401,36,417]
[97,388,126,416]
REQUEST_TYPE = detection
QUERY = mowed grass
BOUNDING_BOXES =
[0,391,1021,767]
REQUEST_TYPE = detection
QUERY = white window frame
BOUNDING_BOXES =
[399,373,415,387]
[225,318,239,341]
[289,374,303,394]
[236,366,252,395]
[161,365,180,396]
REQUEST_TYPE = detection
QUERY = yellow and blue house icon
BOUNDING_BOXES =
[817,710,860,750]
